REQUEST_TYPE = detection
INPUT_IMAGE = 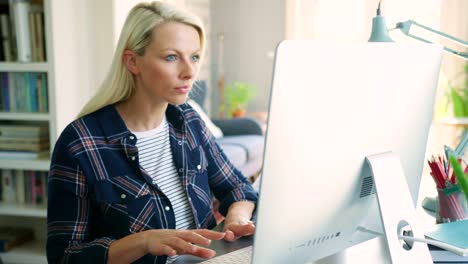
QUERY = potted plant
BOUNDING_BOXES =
[442,63,468,118]
[224,82,256,118]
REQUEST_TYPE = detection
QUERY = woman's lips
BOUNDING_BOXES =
[175,85,190,94]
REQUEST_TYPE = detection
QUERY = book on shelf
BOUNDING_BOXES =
[0,150,49,159]
[11,0,32,62]
[0,124,48,137]
[0,72,48,113]
[15,170,25,204]
[0,141,49,151]
[1,169,15,203]
[0,14,13,61]
[0,226,34,252]
[1,170,48,205]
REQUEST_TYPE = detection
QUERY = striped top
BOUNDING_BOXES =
[133,117,195,263]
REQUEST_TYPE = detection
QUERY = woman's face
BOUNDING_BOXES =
[132,21,201,106]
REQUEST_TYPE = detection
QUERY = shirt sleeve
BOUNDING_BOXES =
[46,129,115,264]
[198,118,259,216]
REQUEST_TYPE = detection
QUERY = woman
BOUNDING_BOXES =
[46,2,257,264]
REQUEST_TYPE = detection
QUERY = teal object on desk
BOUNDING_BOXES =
[425,219,468,249]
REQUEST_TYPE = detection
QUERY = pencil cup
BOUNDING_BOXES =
[435,187,468,224]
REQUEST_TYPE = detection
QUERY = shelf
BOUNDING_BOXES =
[0,159,50,171]
[0,240,47,264]
[0,62,50,72]
[0,202,46,218]
[437,117,468,126]
[0,112,50,121]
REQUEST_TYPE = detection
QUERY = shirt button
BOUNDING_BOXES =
[179,168,183,173]
[165,206,171,211]
[129,135,135,140]
[121,194,126,199]
[197,164,201,170]
[130,156,136,161]
[178,141,183,146]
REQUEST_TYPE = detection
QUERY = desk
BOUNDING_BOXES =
[173,215,462,263]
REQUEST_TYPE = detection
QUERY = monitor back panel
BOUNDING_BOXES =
[252,41,442,264]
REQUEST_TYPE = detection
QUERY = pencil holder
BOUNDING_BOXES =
[435,186,468,224]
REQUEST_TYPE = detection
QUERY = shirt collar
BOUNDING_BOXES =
[95,104,186,140]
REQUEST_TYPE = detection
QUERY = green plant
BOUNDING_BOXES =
[224,82,256,117]
[442,63,468,118]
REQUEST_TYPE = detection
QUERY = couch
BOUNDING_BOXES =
[190,81,265,179]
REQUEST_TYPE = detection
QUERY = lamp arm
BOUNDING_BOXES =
[395,20,468,60]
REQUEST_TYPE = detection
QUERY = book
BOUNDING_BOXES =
[0,150,49,159]
[34,11,44,61]
[28,11,37,61]
[0,14,12,61]
[12,0,32,62]
[0,141,49,151]
[15,170,25,204]
[1,169,16,203]
[0,124,49,137]
[0,226,34,252]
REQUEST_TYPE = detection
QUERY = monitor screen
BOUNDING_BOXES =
[252,41,443,263]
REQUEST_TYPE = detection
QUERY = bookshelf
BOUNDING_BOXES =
[0,0,53,263]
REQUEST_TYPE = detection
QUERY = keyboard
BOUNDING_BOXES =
[200,245,252,264]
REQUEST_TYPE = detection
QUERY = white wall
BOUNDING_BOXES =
[49,0,114,134]
[210,0,285,116]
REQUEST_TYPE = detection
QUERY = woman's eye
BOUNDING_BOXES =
[165,55,177,61]
[191,55,200,62]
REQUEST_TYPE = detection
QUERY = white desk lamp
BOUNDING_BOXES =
[368,0,468,61]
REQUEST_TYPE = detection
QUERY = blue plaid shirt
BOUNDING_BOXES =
[46,104,258,264]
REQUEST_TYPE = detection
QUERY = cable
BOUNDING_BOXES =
[398,235,468,257]
[377,0,382,16]
[357,226,468,257]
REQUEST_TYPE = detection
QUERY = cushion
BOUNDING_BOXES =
[216,135,265,161]
[187,99,224,139]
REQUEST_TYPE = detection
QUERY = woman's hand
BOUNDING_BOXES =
[144,229,225,259]
[223,201,256,241]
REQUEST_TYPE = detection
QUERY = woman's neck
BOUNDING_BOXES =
[116,97,168,132]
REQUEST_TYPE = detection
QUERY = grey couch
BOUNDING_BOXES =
[190,81,265,178]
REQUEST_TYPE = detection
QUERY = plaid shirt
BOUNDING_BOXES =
[46,104,258,264]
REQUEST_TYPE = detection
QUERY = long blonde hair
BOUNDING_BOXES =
[77,1,205,118]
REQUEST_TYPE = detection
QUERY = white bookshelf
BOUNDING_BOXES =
[0,112,50,121]
[0,0,54,263]
[0,62,50,72]
[0,159,50,171]
[0,240,47,264]
[0,202,46,218]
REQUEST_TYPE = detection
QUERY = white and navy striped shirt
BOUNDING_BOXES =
[133,117,195,263]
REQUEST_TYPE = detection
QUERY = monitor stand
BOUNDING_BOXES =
[364,151,433,263]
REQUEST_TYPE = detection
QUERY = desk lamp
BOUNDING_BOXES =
[368,0,468,61]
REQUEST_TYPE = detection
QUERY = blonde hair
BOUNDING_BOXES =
[77,1,205,118]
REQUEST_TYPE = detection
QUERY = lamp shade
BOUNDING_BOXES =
[369,15,394,42]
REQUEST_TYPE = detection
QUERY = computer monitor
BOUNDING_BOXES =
[252,41,443,263]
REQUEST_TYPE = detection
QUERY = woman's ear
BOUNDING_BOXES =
[123,49,140,74]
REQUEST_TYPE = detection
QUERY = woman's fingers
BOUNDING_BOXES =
[224,222,255,241]
[193,229,226,240]
[167,235,217,259]
[159,244,177,257]
[177,230,212,247]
